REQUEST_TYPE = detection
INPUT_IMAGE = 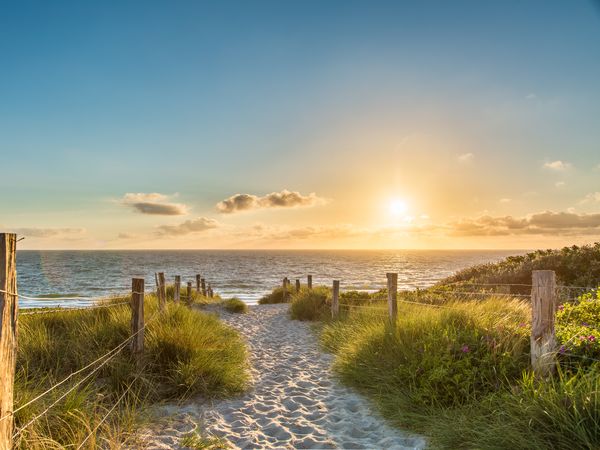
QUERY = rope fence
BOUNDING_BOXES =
[0,233,220,450]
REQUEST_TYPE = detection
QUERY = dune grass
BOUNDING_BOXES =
[222,297,248,314]
[257,286,291,304]
[286,283,600,449]
[14,293,247,449]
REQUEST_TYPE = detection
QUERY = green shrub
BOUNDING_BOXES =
[556,288,600,361]
[222,298,249,314]
[440,242,600,292]
[258,286,292,304]
[289,286,330,321]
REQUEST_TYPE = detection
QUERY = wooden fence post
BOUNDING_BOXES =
[130,278,145,356]
[387,273,398,325]
[282,278,288,301]
[307,275,313,290]
[174,276,181,303]
[332,280,340,319]
[531,270,557,376]
[295,279,301,293]
[0,233,17,450]
[196,274,201,295]
[208,284,214,298]
[201,278,207,297]
[157,272,166,311]
[187,282,193,304]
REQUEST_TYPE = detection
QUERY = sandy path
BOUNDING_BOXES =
[134,304,425,449]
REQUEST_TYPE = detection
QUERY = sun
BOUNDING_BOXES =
[388,198,409,217]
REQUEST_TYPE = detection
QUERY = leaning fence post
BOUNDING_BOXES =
[201,278,207,297]
[0,233,17,449]
[531,270,557,376]
[157,272,166,311]
[387,273,398,325]
[307,275,313,290]
[295,278,301,293]
[131,278,145,357]
[332,280,340,319]
[174,276,181,303]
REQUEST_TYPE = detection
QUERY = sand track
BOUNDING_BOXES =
[134,304,425,449]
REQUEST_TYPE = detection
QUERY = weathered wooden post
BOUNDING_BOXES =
[0,233,17,449]
[332,280,340,319]
[130,278,145,356]
[208,284,214,298]
[282,278,288,302]
[187,281,193,304]
[387,273,398,325]
[295,278,301,293]
[174,275,181,303]
[157,272,166,311]
[196,274,201,295]
[531,270,557,376]
[307,275,313,290]
[201,278,207,297]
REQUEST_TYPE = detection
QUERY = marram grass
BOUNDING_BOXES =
[283,284,600,449]
[14,293,248,449]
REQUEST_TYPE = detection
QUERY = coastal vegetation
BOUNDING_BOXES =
[222,297,249,313]
[258,286,291,304]
[13,292,247,449]
[277,254,600,449]
[440,242,600,291]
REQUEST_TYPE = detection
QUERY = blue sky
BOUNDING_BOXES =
[1,0,599,249]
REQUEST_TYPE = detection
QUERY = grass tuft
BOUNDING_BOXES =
[222,298,248,314]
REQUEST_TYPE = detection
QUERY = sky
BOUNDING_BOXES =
[1,0,599,250]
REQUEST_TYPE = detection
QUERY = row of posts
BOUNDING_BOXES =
[131,272,215,355]
[281,270,558,377]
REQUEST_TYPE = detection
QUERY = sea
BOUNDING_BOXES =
[15,250,523,309]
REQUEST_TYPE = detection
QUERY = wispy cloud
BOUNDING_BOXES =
[543,160,571,171]
[499,198,512,204]
[555,181,566,188]
[457,153,474,163]
[156,217,220,236]
[10,227,86,238]
[580,192,600,204]
[121,193,188,216]
[216,190,326,214]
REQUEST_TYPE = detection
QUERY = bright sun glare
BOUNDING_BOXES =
[388,199,409,217]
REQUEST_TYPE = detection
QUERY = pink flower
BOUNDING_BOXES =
[588,335,596,342]
[558,304,564,311]
[461,345,470,353]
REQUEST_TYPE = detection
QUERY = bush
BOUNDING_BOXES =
[440,242,600,292]
[556,288,600,361]
[222,298,249,314]
[258,286,292,304]
[289,287,330,321]
[14,295,248,448]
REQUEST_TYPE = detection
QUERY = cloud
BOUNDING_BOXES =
[543,160,571,171]
[458,153,474,163]
[555,181,566,188]
[216,190,326,214]
[580,192,600,204]
[121,193,188,215]
[117,232,137,240]
[10,227,86,238]
[525,93,537,100]
[499,198,512,204]
[156,217,220,236]
[447,211,600,237]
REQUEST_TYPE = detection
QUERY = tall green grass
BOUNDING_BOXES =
[287,284,600,449]
[14,294,247,449]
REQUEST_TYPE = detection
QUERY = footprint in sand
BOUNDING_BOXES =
[132,303,425,450]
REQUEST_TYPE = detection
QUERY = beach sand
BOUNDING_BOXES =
[133,303,425,449]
